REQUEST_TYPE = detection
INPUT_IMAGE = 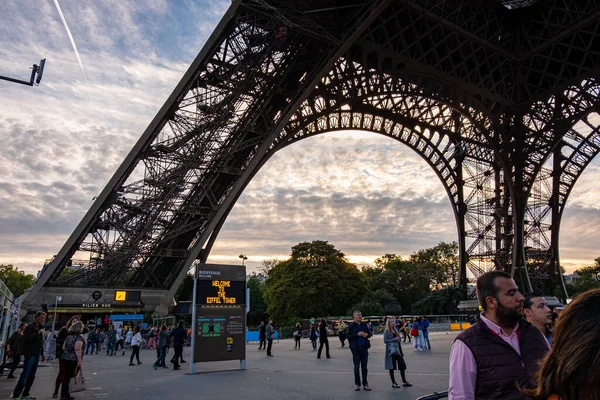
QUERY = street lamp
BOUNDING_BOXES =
[238,254,248,266]
[51,295,62,336]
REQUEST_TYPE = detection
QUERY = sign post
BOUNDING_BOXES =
[190,264,246,372]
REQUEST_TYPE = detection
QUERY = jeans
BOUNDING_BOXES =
[258,337,266,350]
[85,341,95,354]
[318,339,330,358]
[106,341,115,355]
[352,347,369,386]
[61,360,77,398]
[12,354,40,398]
[311,340,317,349]
[423,330,431,349]
[414,331,425,350]
[54,359,66,395]
[171,345,183,368]
[154,345,167,367]
[130,345,140,364]
[266,339,273,356]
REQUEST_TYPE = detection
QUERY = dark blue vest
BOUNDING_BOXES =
[455,318,549,400]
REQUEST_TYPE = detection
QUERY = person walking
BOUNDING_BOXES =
[106,325,116,356]
[422,316,431,350]
[258,321,266,350]
[346,310,372,391]
[383,317,412,388]
[169,321,187,370]
[265,320,275,357]
[152,325,169,369]
[317,318,331,359]
[521,288,600,400]
[147,328,156,350]
[293,322,302,349]
[84,327,97,355]
[129,326,143,366]
[59,321,85,400]
[448,271,549,400]
[309,325,318,350]
[125,328,133,350]
[338,320,347,347]
[115,325,125,355]
[401,319,411,343]
[11,311,46,400]
[2,322,26,379]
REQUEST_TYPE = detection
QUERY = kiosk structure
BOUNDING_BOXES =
[190,264,246,373]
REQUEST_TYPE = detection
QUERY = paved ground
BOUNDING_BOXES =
[0,332,456,400]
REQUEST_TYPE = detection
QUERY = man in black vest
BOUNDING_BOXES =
[448,271,549,400]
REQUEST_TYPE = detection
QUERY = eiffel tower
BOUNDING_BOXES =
[24,0,600,313]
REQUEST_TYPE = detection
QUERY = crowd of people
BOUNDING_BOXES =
[1,272,598,399]
[0,315,193,400]
[256,271,599,397]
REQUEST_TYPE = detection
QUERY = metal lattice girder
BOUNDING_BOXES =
[25,0,600,311]
[26,0,393,307]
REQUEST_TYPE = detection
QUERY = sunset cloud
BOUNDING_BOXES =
[0,1,598,278]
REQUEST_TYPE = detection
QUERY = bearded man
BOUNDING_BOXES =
[448,271,549,400]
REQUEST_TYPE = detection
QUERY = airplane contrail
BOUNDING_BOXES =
[53,0,86,78]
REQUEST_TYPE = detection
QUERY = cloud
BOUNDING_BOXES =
[0,0,598,279]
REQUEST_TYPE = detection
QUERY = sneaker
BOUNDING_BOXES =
[21,396,36,400]
[152,364,158,370]
[52,394,58,398]
[8,394,19,399]
[7,374,16,379]
[403,382,413,387]
[129,363,135,366]
[180,360,186,363]
[363,386,371,391]
[137,362,142,365]
[161,366,168,369]
[354,386,361,391]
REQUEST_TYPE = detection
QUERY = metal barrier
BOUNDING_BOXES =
[416,391,448,400]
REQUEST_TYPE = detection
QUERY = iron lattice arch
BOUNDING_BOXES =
[25,0,600,310]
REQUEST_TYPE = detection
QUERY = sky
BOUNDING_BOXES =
[0,1,598,278]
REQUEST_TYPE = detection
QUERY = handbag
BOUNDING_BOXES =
[389,341,401,356]
[410,326,418,337]
[69,369,87,393]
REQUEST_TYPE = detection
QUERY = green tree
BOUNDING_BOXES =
[348,299,384,316]
[247,274,267,326]
[264,241,366,322]
[410,286,464,315]
[0,264,35,297]
[410,241,460,288]
[174,274,194,302]
[565,257,600,296]
[372,254,430,312]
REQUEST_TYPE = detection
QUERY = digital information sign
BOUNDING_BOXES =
[192,264,246,370]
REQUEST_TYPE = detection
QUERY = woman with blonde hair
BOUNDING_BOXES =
[60,321,85,400]
[383,317,412,388]
[521,288,600,400]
